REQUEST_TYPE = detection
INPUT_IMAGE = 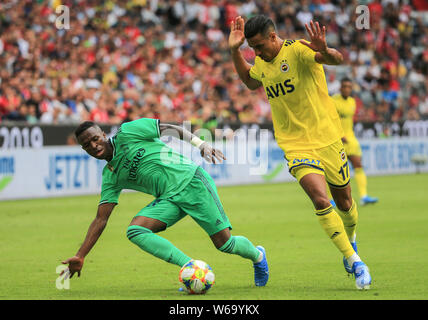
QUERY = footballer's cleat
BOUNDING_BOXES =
[329,199,336,207]
[352,261,372,290]
[360,195,378,206]
[253,246,269,286]
[343,241,358,274]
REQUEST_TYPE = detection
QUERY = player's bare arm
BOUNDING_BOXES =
[300,20,343,65]
[61,202,116,278]
[159,123,226,164]
[229,16,262,90]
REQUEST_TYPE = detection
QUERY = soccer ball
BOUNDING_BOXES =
[179,260,215,294]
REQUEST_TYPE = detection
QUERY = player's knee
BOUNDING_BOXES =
[129,216,167,233]
[312,195,331,210]
[217,236,235,253]
[126,225,152,243]
[335,197,353,211]
[210,228,232,250]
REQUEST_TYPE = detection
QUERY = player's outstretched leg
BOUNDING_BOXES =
[127,225,192,267]
[300,173,372,289]
[213,229,269,286]
[330,183,363,275]
[332,188,372,288]
[317,207,371,289]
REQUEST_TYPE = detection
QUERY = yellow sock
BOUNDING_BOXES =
[354,167,367,198]
[316,206,355,259]
[336,200,358,241]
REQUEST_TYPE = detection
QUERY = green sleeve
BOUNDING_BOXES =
[120,118,160,140]
[99,181,121,205]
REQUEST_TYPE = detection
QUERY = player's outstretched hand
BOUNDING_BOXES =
[229,16,246,50]
[200,143,226,164]
[61,256,84,279]
[300,20,328,53]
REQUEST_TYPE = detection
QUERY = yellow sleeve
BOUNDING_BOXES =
[249,57,262,82]
[294,40,317,65]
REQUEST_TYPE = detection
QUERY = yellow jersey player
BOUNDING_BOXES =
[332,78,378,206]
[229,15,371,289]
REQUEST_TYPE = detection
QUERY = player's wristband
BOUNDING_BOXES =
[190,136,205,149]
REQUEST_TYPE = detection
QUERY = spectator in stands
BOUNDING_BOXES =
[0,0,427,127]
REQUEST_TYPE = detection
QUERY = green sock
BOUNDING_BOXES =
[219,236,261,263]
[126,225,191,267]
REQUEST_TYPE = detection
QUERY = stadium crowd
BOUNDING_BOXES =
[0,0,428,129]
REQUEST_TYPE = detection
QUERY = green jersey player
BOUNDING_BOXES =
[61,118,269,287]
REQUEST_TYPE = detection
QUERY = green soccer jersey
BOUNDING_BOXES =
[99,118,198,205]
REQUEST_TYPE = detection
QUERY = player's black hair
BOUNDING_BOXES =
[341,77,353,84]
[74,121,97,139]
[244,15,276,39]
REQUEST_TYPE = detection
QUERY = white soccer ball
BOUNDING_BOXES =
[179,260,215,294]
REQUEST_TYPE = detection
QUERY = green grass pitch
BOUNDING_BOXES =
[1,173,427,300]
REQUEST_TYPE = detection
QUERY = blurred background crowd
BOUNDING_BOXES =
[0,0,427,130]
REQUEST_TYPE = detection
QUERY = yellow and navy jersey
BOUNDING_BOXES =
[249,39,343,153]
[332,94,356,138]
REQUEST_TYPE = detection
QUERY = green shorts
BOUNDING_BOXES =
[134,167,232,236]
